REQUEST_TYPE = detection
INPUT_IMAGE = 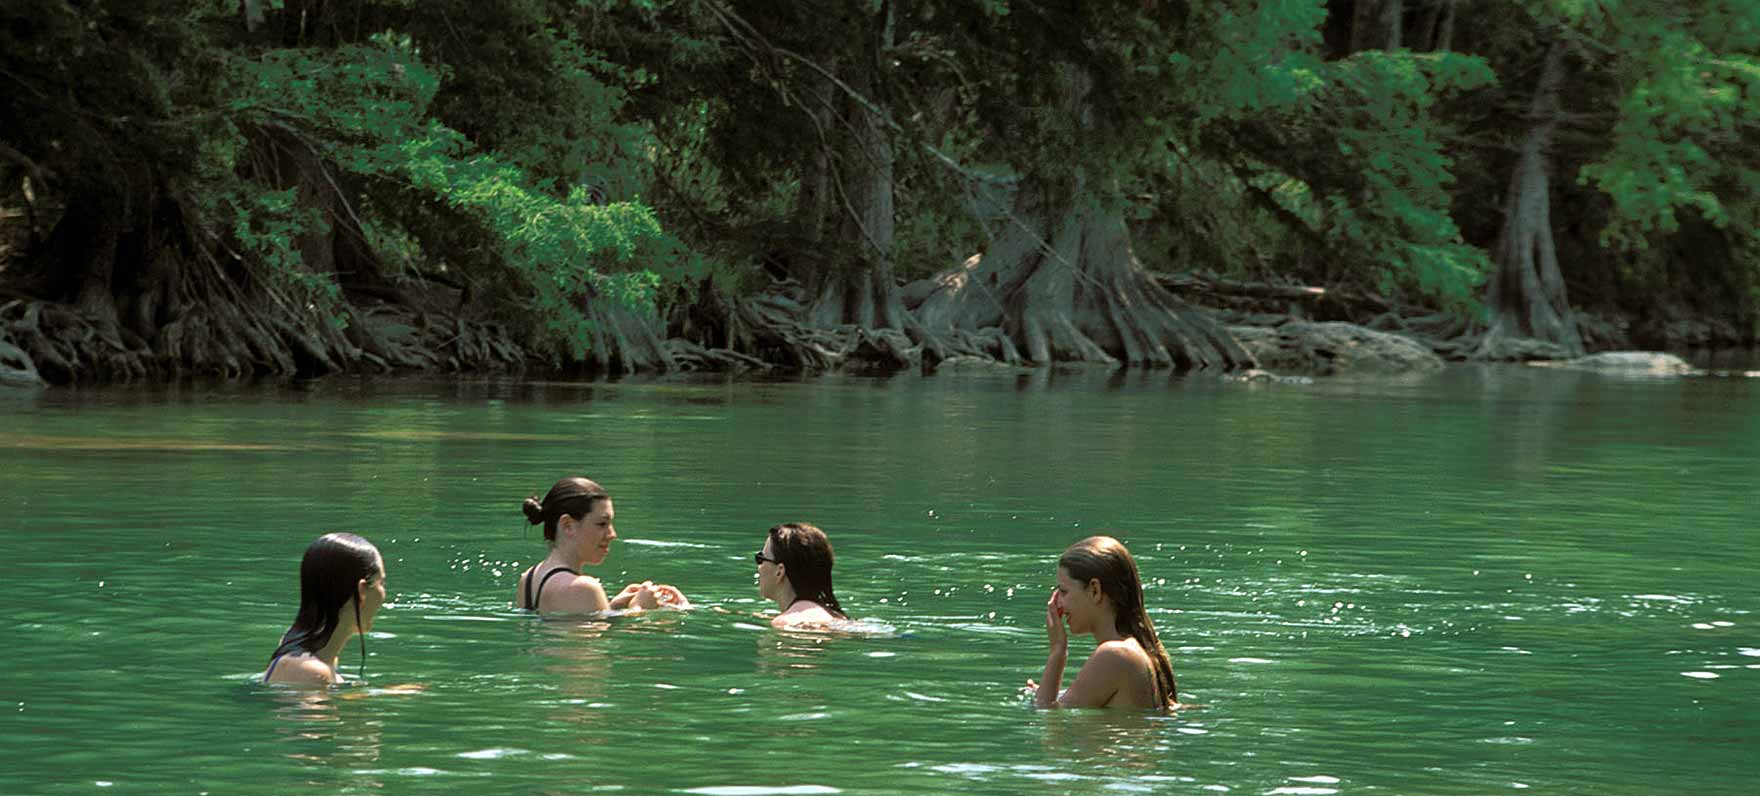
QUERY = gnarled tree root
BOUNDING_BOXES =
[907,201,1256,372]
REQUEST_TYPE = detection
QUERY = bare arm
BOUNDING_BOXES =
[1034,588,1068,708]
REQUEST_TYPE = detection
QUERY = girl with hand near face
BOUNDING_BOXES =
[264,533,389,687]
[517,476,689,614]
[1030,536,1179,710]
[754,523,847,629]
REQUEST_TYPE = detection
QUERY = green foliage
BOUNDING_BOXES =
[8,0,1760,364]
[220,34,671,360]
[230,185,347,323]
[1312,51,1496,307]
[1572,8,1760,249]
[1171,0,1331,123]
[1153,6,1496,310]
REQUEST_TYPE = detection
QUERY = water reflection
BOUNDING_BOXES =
[754,629,837,676]
[0,433,292,451]
[1037,710,1177,776]
[266,689,385,795]
[526,618,614,708]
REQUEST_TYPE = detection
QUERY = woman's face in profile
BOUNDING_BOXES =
[360,554,388,631]
[573,499,617,564]
[1055,567,1101,634]
[755,538,781,600]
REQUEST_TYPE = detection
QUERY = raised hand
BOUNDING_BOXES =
[651,584,690,608]
[1045,588,1068,653]
[608,581,649,610]
[1034,590,1070,708]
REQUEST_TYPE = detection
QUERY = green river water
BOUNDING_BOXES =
[1,366,1756,795]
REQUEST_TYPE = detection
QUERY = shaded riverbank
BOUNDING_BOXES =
[4,273,1755,388]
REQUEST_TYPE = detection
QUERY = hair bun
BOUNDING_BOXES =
[521,497,544,525]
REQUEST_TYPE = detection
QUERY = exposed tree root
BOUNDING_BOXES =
[665,338,772,372]
[3,298,150,383]
[2,235,533,384]
[665,278,921,374]
[908,192,1255,371]
[575,299,674,375]
[346,303,525,373]
[0,123,552,384]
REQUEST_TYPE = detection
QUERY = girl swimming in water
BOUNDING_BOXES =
[264,533,387,686]
[516,476,688,613]
[755,523,847,628]
[1030,535,1178,709]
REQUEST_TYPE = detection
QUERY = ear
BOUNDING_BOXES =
[1086,578,1104,603]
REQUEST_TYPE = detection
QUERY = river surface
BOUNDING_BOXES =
[2,366,1756,795]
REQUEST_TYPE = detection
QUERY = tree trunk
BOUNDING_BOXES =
[792,4,906,335]
[1381,0,1404,51]
[578,298,673,375]
[1437,2,1456,52]
[907,66,1251,371]
[1349,0,1405,52]
[8,140,390,382]
[1477,43,1584,358]
[1350,0,1380,53]
[1415,0,1456,51]
[909,179,1253,369]
[791,90,834,256]
[807,71,904,331]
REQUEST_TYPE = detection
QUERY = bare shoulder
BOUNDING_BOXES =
[266,655,335,687]
[1093,639,1161,708]
[773,602,838,629]
[541,572,610,614]
[1093,639,1153,669]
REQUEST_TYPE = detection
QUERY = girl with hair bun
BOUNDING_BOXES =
[1029,535,1180,710]
[516,476,689,614]
[264,533,388,686]
[754,523,847,628]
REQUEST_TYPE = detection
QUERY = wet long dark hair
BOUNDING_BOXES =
[522,476,611,543]
[769,523,846,618]
[269,533,382,678]
[1059,535,1177,708]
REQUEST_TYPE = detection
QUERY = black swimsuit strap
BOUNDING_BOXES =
[524,565,580,611]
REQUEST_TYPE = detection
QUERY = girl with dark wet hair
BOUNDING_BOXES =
[516,476,689,614]
[264,533,388,686]
[754,523,848,628]
[1029,535,1179,710]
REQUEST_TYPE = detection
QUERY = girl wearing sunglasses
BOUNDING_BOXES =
[754,523,847,629]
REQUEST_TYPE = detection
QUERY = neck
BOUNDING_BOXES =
[1092,611,1124,643]
[774,581,800,612]
[311,609,358,675]
[547,543,585,571]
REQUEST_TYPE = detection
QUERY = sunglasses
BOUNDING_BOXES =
[754,552,779,566]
